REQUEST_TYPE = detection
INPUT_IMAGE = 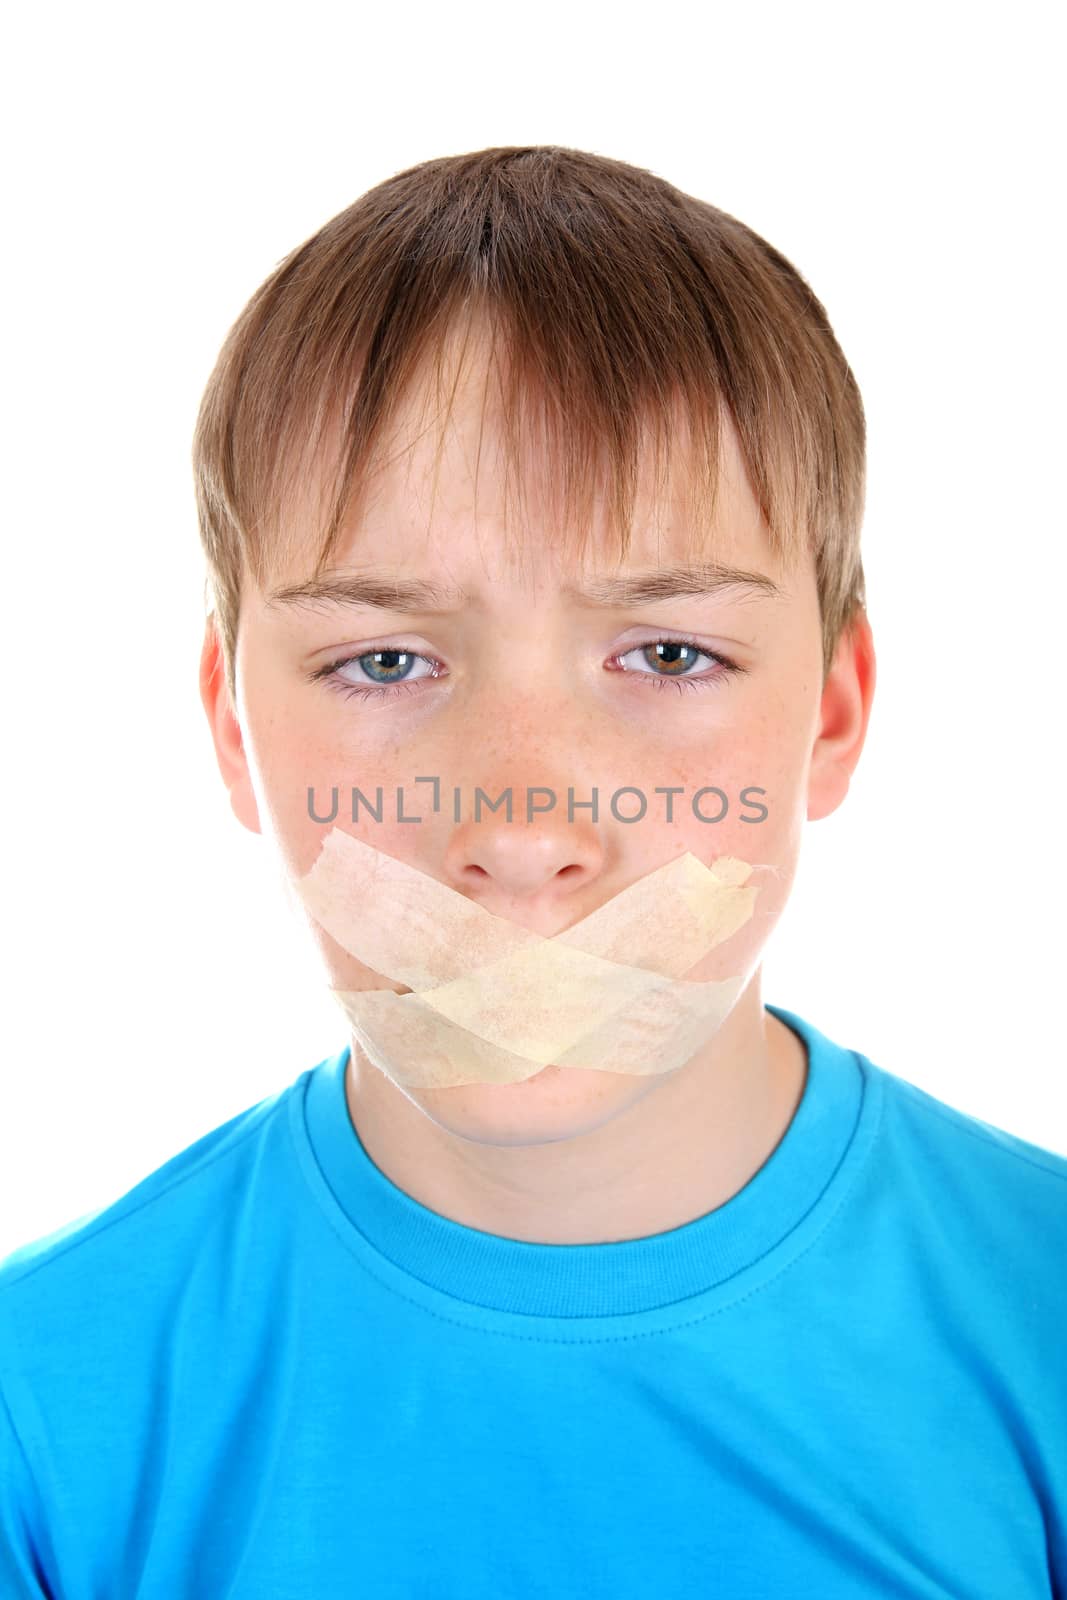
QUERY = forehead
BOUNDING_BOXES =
[274,317,784,593]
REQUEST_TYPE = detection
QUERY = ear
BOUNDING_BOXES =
[807,607,877,822]
[199,616,262,835]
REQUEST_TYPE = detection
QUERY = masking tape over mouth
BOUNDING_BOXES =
[292,828,767,1089]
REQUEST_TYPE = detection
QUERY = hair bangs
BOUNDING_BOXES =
[193,146,865,704]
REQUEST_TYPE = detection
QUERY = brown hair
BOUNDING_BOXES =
[193,145,866,705]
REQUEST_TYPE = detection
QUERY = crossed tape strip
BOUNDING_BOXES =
[293,828,767,1088]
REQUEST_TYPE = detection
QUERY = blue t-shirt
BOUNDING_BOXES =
[1,1003,1065,1598]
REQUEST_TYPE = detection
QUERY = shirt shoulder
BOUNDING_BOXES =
[0,1070,309,1313]
[873,1052,1067,1189]
[0,1066,324,1595]
[855,1047,1067,1318]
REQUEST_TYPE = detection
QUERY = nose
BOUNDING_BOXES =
[443,810,604,918]
[434,671,612,920]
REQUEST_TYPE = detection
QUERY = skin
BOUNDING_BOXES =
[201,325,876,1246]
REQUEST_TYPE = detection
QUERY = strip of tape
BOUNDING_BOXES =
[292,828,767,1088]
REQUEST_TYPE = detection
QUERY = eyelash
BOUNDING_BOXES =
[307,637,745,703]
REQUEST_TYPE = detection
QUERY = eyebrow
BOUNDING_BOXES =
[266,572,467,613]
[562,562,783,607]
[265,561,782,614]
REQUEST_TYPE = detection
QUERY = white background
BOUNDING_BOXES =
[1,1,1063,1256]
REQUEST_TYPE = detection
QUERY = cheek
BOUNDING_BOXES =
[660,724,808,970]
[657,716,807,844]
[243,692,412,880]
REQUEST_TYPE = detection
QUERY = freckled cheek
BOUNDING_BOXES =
[664,734,804,981]
[665,726,806,870]
[243,709,383,869]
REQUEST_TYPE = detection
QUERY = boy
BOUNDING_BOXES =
[2,145,1064,1596]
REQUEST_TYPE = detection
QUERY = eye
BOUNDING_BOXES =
[609,637,745,694]
[306,634,745,705]
[307,647,444,702]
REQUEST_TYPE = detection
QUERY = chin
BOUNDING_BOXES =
[405,1062,664,1148]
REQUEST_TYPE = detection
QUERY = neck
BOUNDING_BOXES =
[344,977,808,1246]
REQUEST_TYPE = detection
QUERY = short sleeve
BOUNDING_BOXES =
[0,1377,52,1598]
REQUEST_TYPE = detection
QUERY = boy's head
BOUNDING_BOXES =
[196,145,875,1149]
